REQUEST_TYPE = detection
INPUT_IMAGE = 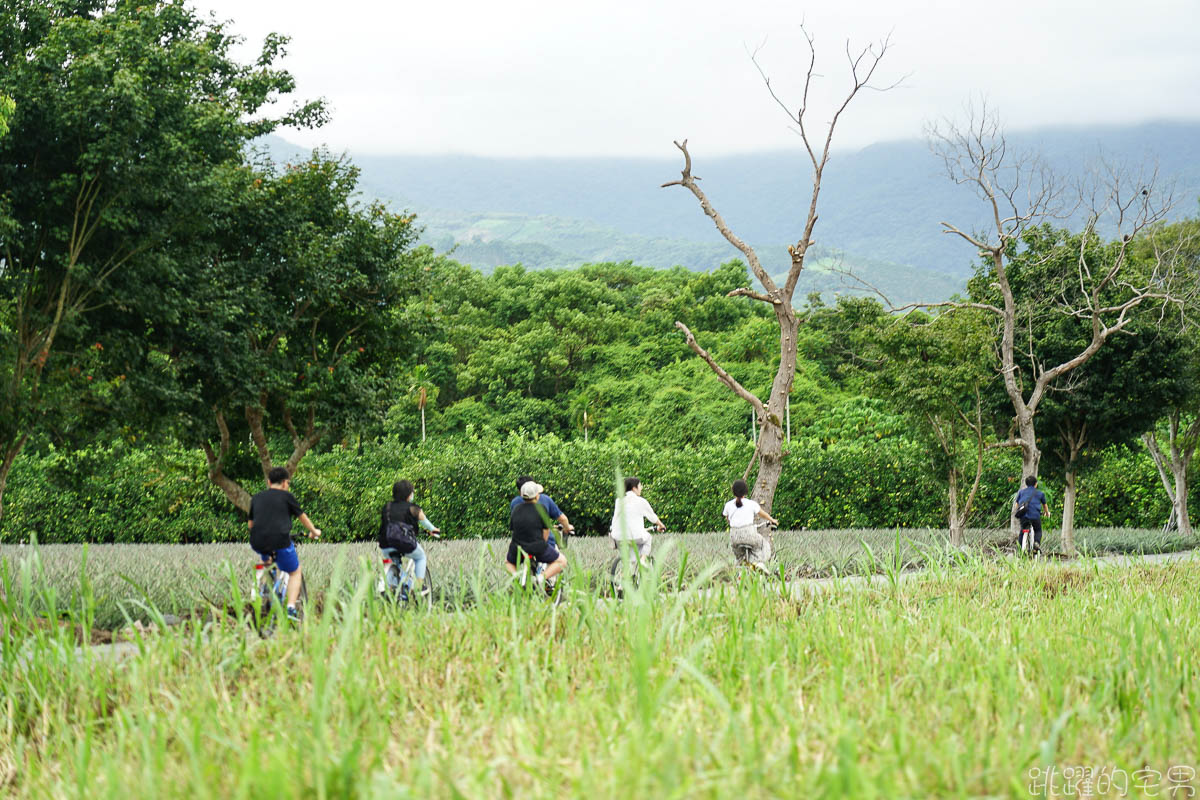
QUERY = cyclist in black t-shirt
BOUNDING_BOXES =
[505,481,566,589]
[249,467,322,619]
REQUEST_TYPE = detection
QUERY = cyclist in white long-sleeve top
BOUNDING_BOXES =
[610,476,664,564]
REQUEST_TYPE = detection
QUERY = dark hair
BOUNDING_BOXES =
[393,480,414,502]
[1025,476,1038,487]
[268,466,290,485]
[517,475,534,491]
[624,477,641,493]
[732,478,749,507]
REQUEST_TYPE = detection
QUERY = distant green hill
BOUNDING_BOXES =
[262,120,1200,303]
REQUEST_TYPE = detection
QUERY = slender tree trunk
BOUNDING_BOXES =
[1057,423,1086,556]
[1061,468,1078,555]
[947,467,964,547]
[1144,417,1196,537]
[0,434,31,525]
[1173,467,1190,537]
[421,406,426,443]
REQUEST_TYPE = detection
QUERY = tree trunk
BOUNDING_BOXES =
[281,405,323,478]
[1144,419,1195,538]
[201,443,251,513]
[751,314,799,512]
[1061,467,1078,555]
[246,403,273,480]
[0,434,30,525]
[1010,415,1041,539]
[420,406,426,443]
[947,467,964,547]
[1173,466,1190,537]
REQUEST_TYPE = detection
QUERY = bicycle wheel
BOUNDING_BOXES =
[608,554,633,599]
[406,564,433,609]
[381,562,406,603]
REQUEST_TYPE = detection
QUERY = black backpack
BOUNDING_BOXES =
[383,503,419,552]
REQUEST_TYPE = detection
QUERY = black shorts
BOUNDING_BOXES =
[506,540,561,566]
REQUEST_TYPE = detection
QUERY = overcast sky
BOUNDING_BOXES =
[193,0,1200,158]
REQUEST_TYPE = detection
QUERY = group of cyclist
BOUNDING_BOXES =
[247,466,783,612]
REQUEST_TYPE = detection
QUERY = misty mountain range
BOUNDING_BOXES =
[264,120,1200,303]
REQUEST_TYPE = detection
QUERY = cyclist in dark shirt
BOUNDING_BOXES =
[249,467,322,618]
[506,481,566,590]
[379,479,439,596]
[1014,475,1051,552]
[508,475,573,547]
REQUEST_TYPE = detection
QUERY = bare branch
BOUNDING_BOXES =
[662,140,780,297]
[728,287,781,305]
[675,321,765,416]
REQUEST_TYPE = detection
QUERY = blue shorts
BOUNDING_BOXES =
[254,544,300,573]
[506,541,562,566]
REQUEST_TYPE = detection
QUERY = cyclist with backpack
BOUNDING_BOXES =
[379,480,439,596]
[1014,476,1050,553]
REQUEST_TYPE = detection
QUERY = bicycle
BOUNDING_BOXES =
[512,547,565,606]
[253,557,308,634]
[377,550,435,607]
[607,535,656,599]
[731,520,778,575]
[1018,518,1039,555]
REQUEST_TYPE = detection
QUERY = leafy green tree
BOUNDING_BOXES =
[158,154,417,511]
[871,308,998,545]
[407,364,439,443]
[0,0,322,519]
[0,94,13,138]
[913,112,1188,552]
[1137,218,1200,535]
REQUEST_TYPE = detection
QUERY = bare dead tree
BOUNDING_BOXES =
[664,27,898,511]
[844,106,1188,553]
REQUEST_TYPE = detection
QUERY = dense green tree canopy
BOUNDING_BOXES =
[0,0,322,517]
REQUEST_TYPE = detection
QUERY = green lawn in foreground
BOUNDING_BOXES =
[3,550,1198,798]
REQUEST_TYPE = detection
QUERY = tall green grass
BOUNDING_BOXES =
[3,544,1198,798]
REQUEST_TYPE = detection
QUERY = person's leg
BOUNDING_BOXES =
[505,541,519,576]
[408,544,427,591]
[544,553,566,581]
[635,531,652,562]
[272,546,303,609]
[1032,519,1043,550]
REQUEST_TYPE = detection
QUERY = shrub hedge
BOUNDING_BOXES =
[0,433,1179,544]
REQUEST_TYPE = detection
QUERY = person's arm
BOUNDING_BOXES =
[416,508,440,537]
[542,527,551,542]
[640,496,665,531]
[556,513,573,533]
[296,512,321,539]
[756,508,779,526]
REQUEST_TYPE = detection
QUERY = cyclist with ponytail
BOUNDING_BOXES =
[723,479,778,567]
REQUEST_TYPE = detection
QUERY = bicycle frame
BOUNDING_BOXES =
[254,562,289,604]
